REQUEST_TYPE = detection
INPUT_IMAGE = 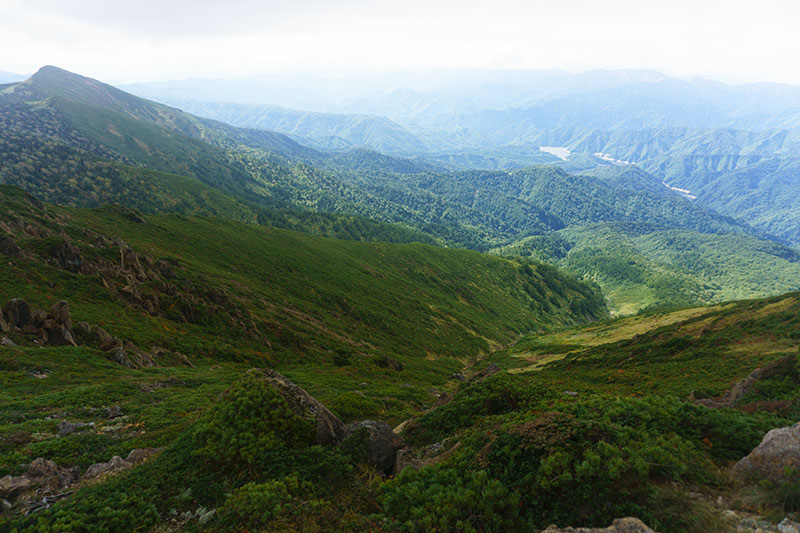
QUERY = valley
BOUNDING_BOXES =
[0,64,799,532]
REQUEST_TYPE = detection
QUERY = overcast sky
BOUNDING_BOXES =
[3,0,800,85]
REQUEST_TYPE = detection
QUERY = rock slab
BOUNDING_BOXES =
[733,422,800,483]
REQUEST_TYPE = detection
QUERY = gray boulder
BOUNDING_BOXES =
[103,340,155,368]
[0,458,77,500]
[72,321,112,348]
[343,420,405,474]
[104,405,123,419]
[0,337,16,347]
[84,455,132,479]
[57,420,93,436]
[25,458,78,493]
[541,517,656,532]
[733,422,800,484]
[49,301,72,331]
[125,447,163,464]
[3,298,31,328]
[0,475,31,498]
[393,448,421,475]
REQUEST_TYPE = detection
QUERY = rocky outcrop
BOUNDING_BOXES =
[343,420,405,474]
[1,298,76,347]
[0,449,161,512]
[732,422,800,484]
[72,321,113,347]
[690,355,796,409]
[255,369,346,445]
[104,405,123,419]
[107,341,156,368]
[48,240,84,273]
[0,298,185,368]
[541,517,656,532]
[2,193,261,338]
[84,448,162,480]
[0,458,78,500]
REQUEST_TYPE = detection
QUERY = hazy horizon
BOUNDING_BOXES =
[4,0,800,86]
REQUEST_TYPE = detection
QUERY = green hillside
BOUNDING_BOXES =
[2,66,797,316]
[0,183,605,400]
[3,230,797,531]
[495,222,800,314]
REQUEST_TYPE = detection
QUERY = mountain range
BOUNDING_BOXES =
[126,70,800,244]
[1,66,799,314]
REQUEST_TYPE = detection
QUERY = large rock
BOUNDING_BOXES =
[3,298,31,328]
[57,420,93,436]
[26,458,78,493]
[0,475,31,498]
[84,455,132,479]
[124,447,163,464]
[256,368,346,445]
[343,420,405,474]
[0,458,78,500]
[43,300,76,346]
[46,325,77,347]
[393,448,421,475]
[73,321,112,348]
[733,422,800,483]
[541,517,656,532]
[0,309,8,334]
[49,301,72,330]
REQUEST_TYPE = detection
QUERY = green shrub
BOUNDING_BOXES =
[404,373,550,445]
[381,467,522,533]
[215,476,327,530]
[193,371,315,470]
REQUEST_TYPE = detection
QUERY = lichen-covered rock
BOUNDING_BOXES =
[541,517,656,532]
[733,422,800,483]
[104,340,155,368]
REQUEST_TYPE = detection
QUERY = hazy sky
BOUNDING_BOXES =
[3,0,800,85]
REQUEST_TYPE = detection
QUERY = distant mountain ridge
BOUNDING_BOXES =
[2,65,799,313]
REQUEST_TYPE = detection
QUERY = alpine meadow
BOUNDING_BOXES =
[2,2,800,531]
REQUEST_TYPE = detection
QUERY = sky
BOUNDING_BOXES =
[2,0,800,85]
